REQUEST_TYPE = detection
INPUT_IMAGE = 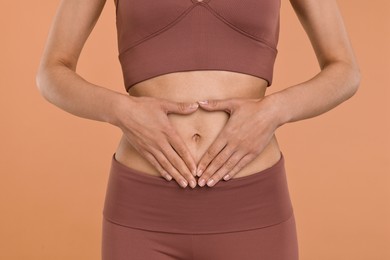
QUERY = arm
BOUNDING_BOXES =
[269,0,361,126]
[36,0,123,126]
[195,0,361,187]
[35,0,199,188]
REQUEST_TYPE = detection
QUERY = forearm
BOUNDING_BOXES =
[269,60,361,126]
[36,62,127,127]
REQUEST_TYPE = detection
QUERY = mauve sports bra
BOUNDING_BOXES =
[115,0,281,92]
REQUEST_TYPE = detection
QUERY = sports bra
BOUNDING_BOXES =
[115,0,281,92]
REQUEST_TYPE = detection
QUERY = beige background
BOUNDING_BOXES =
[1,0,389,259]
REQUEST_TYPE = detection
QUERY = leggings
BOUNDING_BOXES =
[102,152,299,260]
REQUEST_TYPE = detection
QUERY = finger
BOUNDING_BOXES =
[196,137,228,177]
[197,144,235,187]
[124,138,174,182]
[197,99,237,114]
[159,142,197,189]
[152,148,192,188]
[162,100,199,115]
[167,129,197,177]
[142,150,173,181]
[223,153,257,181]
[206,151,247,186]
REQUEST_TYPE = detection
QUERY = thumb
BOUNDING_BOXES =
[163,100,199,115]
[197,99,236,114]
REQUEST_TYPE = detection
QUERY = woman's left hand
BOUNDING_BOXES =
[196,96,282,187]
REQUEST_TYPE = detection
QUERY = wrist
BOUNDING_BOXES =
[106,92,136,128]
[262,92,291,128]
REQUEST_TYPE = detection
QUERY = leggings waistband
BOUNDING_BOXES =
[102,152,294,234]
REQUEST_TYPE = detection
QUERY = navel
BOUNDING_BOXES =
[192,133,201,143]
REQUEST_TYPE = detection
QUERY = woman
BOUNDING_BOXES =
[36,0,360,259]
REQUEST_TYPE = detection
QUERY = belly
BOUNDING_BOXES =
[114,70,282,179]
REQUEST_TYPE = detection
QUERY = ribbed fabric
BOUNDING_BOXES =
[102,152,294,234]
[115,0,281,92]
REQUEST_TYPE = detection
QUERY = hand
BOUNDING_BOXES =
[115,95,199,189]
[196,96,281,187]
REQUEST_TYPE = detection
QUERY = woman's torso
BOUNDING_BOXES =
[114,70,282,180]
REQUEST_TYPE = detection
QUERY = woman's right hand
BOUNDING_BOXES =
[112,94,199,189]
[33,0,197,189]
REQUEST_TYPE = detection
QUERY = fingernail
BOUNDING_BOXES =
[180,180,188,188]
[189,103,199,109]
[189,180,197,188]
[207,178,215,187]
[162,172,172,181]
[223,174,230,181]
[196,169,203,177]
[198,178,206,187]
[198,100,208,105]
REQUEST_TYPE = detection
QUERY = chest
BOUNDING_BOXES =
[115,0,281,42]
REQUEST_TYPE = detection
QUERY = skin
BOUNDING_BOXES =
[36,0,360,189]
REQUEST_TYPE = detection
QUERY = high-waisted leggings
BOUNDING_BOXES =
[102,152,299,260]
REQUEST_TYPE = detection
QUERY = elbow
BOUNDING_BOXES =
[35,62,58,102]
[35,68,44,96]
[35,66,48,100]
[35,57,67,101]
[35,56,52,98]
[346,64,361,99]
[35,56,76,100]
[323,57,361,100]
[334,58,361,100]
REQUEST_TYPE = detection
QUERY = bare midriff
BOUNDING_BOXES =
[114,70,282,180]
